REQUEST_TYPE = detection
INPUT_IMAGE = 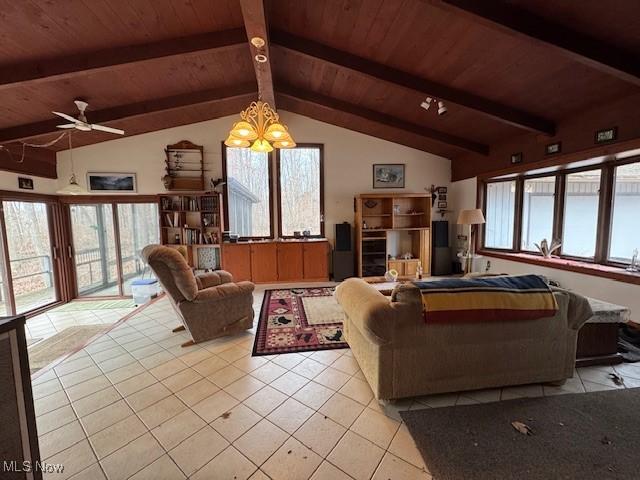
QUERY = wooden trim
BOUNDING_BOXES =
[552,174,565,242]
[271,29,555,135]
[0,190,59,203]
[0,83,257,143]
[58,194,158,204]
[436,0,640,87]
[276,83,489,155]
[276,144,325,238]
[471,139,640,182]
[112,206,125,297]
[0,29,247,90]
[480,249,640,286]
[595,165,614,263]
[239,0,275,107]
[0,204,16,315]
[222,143,275,240]
[513,177,524,250]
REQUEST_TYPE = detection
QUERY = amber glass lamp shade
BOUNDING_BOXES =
[230,121,258,140]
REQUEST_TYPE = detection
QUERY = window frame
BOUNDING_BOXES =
[221,143,275,241]
[479,155,640,269]
[275,143,325,239]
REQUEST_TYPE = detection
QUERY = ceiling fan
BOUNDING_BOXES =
[53,99,125,135]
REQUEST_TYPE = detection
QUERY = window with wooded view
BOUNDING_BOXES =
[481,159,640,267]
[223,147,272,238]
[278,146,323,237]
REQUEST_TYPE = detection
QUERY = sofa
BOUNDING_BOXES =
[142,245,254,346]
[335,278,592,400]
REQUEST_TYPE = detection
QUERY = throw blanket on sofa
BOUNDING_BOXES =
[413,275,558,323]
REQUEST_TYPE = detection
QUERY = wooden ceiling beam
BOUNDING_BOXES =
[239,0,275,107]
[0,28,247,90]
[270,29,555,136]
[276,83,489,155]
[0,83,257,143]
[434,0,640,87]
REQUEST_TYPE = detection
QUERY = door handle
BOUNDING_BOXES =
[67,245,73,258]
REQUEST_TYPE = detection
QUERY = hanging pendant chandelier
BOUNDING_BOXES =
[225,100,296,152]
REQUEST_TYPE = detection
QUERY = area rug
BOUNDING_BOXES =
[55,299,136,311]
[400,388,640,480]
[253,287,348,356]
[28,325,107,373]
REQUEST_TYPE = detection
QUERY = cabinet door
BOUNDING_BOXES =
[277,243,304,281]
[303,242,329,280]
[387,260,404,276]
[404,260,419,277]
[250,243,278,283]
[221,244,252,281]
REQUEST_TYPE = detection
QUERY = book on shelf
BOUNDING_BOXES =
[164,212,180,227]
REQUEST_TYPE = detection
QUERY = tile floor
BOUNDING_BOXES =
[30,285,640,479]
[26,303,136,343]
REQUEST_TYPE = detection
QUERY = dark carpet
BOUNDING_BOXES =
[401,388,640,480]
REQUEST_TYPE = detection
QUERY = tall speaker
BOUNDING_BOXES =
[335,222,351,251]
[431,220,452,275]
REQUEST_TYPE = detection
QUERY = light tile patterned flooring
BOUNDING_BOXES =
[26,304,135,343]
[30,285,640,480]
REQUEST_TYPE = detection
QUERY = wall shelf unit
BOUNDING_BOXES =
[158,192,223,268]
[355,193,431,278]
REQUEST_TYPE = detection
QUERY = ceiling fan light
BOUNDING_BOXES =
[76,124,91,131]
[230,121,258,140]
[263,123,288,141]
[250,139,273,153]
[224,135,250,148]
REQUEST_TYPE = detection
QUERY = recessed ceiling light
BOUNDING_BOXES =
[251,37,266,48]
[255,54,268,63]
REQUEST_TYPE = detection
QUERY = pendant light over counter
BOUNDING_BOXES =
[225,101,296,152]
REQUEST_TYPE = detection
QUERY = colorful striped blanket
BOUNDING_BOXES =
[413,275,558,323]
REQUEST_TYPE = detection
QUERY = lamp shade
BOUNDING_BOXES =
[457,208,485,225]
[56,174,86,195]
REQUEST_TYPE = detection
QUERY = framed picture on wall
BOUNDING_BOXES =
[87,173,137,192]
[373,164,405,188]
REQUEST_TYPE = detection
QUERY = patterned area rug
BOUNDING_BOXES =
[253,287,349,356]
[55,299,136,311]
[28,325,107,373]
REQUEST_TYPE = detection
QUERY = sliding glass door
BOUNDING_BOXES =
[69,201,159,297]
[70,204,118,296]
[117,203,160,295]
[2,201,58,313]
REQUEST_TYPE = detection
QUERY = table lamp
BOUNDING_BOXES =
[457,209,486,273]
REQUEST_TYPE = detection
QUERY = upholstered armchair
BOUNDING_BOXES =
[142,245,254,346]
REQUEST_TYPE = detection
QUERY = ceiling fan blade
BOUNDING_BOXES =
[91,124,125,135]
[56,124,77,129]
[52,111,79,123]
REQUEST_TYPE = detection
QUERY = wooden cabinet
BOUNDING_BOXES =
[250,243,278,283]
[387,259,420,277]
[303,242,329,280]
[222,240,329,283]
[277,243,304,281]
[221,244,251,281]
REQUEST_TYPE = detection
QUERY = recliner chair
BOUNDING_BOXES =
[142,244,254,346]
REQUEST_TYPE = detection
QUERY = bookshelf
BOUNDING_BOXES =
[159,192,224,269]
[355,193,431,278]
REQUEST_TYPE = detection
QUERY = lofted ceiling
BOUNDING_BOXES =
[0,0,639,170]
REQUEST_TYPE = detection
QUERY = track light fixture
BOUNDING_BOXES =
[420,97,447,116]
[420,97,433,111]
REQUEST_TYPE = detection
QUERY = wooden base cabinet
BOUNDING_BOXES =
[222,240,329,283]
[221,244,252,281]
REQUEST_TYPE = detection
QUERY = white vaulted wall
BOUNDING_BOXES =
[55,111,451,244]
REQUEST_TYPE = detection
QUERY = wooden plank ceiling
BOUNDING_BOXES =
[0,0,639,169]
